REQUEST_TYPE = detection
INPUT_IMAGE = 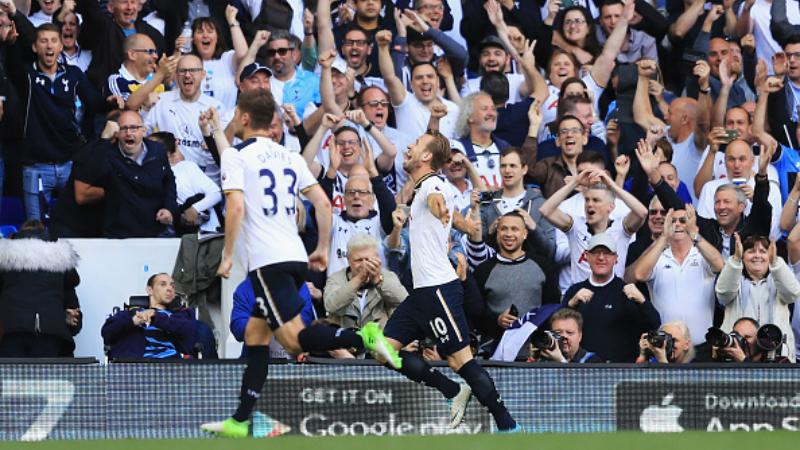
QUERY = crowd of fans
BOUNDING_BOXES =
[2,0,800,365]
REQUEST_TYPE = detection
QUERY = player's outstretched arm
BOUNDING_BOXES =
[218,191,245,279]
[304,184,333,272]
[427,192,450,226]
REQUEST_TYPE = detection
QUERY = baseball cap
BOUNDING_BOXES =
[331,56,348,74]
[407,29,432,45]
[478,35,507,53]
[586,233,617,253]
[239,63,272,83]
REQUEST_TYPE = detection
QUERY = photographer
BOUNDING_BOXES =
[636,320,695,364]
[530,308,603,363]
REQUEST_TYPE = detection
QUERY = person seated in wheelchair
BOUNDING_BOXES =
[101,273,196,359]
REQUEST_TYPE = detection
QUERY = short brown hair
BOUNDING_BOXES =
[424,130,451,171]
[550,308,584,331]
[237,89,275,131]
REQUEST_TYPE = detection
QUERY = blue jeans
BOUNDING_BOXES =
[22,162,72,221]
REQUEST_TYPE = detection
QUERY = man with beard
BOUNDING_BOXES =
[453,92,509,190]
[470,212,559,357]
[686,37,749,107]
[265,29,320,118]
[377,129,521,432]
[145,55,231,183]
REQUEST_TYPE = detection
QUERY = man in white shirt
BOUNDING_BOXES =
[28,0,61,27]
[380,129,520,432]
[664,97,704,202]
[540,168,647,287]
[376,30,459,138]
[629,206,725,345]
[201,89,397,438]
[145,55,231,183]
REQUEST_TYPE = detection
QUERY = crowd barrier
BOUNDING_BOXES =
[1,359,799,441]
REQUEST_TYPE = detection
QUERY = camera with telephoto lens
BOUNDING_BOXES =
[756,324,785,362]
[706,327,749,361]
[530,329,563,351]
[644,330,675,360]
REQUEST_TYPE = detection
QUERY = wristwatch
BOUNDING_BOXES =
[691,233,701,245]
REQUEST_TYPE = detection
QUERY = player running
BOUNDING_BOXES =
[379,129,521,432]
[201,89,400,438]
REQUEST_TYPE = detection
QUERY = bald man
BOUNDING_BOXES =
[145,55,232,183]
[665,97,705,202]
[108,33,177,110]
[695,140,782,241]
[76,110,178,238]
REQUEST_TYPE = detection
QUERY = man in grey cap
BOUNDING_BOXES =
[562,232,661,362]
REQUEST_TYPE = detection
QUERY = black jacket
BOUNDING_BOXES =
[76,0,166,92]
[89,139,178,238]
[7,12,106,164]
[0,230,82,354]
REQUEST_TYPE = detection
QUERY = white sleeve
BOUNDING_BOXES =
[144,104,158,134]
[188,163,223,211]
[221,148,245,192]
[695,183,715,219]
[293,154,319,192]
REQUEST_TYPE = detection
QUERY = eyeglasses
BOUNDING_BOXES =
[343,39,369,48]
[648,208,666,216]
[558,127,583,136]
[119,125,144,132]
[345,189,372,197]
[132,48,158,55]
[587,248,615,257]
[564,18,587,27]
[417,3,444,11]
[671,216,688,224]
[365,100,390,107]
[335,139,360,147]
[786,51,800,60]
[176,68,203,75]
[267,47,295,57]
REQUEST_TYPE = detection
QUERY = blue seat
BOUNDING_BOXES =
[0,196,25,229]
[0,225,17,238]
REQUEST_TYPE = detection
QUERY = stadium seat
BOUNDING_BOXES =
[0,224,17,238]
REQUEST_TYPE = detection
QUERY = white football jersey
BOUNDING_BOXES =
[221,137,317,270]
[409,174,458,288]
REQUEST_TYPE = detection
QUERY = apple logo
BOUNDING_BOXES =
[639,393,684,433]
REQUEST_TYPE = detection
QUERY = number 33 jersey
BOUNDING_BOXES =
[221,137,317,270]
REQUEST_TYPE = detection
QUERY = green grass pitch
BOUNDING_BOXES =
[2,431,797,450]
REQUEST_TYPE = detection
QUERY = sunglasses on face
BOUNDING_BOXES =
[267,47,295,57]
[649,208,666,216]
[132,48,158,55]
[671,217,688,224]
